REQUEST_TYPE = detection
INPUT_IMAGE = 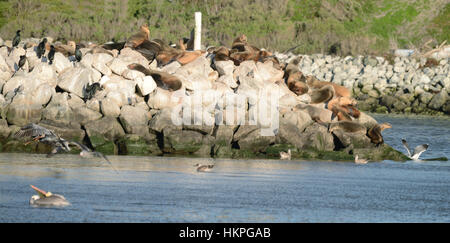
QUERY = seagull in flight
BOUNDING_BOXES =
[401,138,429,161]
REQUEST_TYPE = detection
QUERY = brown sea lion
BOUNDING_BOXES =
[54,41,76,56]
[306,76,351,98]
[327,96,360,119]
[284,57,309,95]
[128,63,182,91]
[331,105,353,121]
[125,24,150,48]
[231,34,248,52]
[294,103,332,124]
[134,39,165,62]
[102,41,126,51]
[310,85,335,104]
[211,46,230,61]
[176,50,205,65]
[367,122,392,146]
[329,121,366,134]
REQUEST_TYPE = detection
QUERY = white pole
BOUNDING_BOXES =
[194,12,202,50]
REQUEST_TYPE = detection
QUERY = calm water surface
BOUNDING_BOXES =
[0,115,449,222]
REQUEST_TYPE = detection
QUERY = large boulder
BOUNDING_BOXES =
[53,52,72,73]
[135,76,157,96]
[6,93,43,126]
[119,105,150,134]
[57,67,100,98]
[84,116,126,154]
[100,97,121,117]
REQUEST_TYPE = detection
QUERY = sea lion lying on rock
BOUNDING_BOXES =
[284,57,308,95]
[125,24,150,48]
[127,63,182,91]
[306,75,351,98]
[310,85,335,104]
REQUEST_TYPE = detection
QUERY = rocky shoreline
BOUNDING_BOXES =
[0,36,431,161]
[275,52,450,115]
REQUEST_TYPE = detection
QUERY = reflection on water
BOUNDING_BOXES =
[0,115,449,222]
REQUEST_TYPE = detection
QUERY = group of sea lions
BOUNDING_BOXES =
[283,57,391,147]
[208,34,281,70]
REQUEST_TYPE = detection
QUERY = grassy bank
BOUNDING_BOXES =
[0,0,448,55]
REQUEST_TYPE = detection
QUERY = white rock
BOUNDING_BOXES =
[135,76,157,96]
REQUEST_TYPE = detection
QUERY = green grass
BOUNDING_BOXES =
[0,0,448,55]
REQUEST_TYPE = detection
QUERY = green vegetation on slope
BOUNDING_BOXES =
[0,0,448,55]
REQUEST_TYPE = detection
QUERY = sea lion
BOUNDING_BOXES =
[134,39,164,62]
[284,57,309,95]
[125,24,150,48]
[128,63,182,91]
[294,103,332,123]
[367,122,392,146]
[310,85,335,104]
[329,121,366,134]
[211,46,230,61]
[102,41,126,51]
[306,75,351,98]
[231,34,248,52]
[176,50,205,65]
[87,46,116,57]
[331,105,353,121]
[54,41,76,56]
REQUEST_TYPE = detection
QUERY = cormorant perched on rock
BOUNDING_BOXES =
[12,55,27,77]
[84,82,102,101]
[75,44,82,62]
[37,38,47,59]
[48,45,55,65]
[8,30,21,56]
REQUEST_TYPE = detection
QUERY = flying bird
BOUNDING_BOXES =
[401,138,429,161]
[15,123,118,172]
[29,184,70,207]
[15,123,71,157]
[69,141,118,173]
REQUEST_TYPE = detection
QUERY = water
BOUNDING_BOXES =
[0,115,449,222]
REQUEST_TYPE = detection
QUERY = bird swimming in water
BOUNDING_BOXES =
[75,44,82,62]
[48,45,55,65]
[194,163,214,172]
[401,138,429,161]
[280,149,291,160]
[8,30,21,56]
[354,155,368,164]
[29,184,70,207]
